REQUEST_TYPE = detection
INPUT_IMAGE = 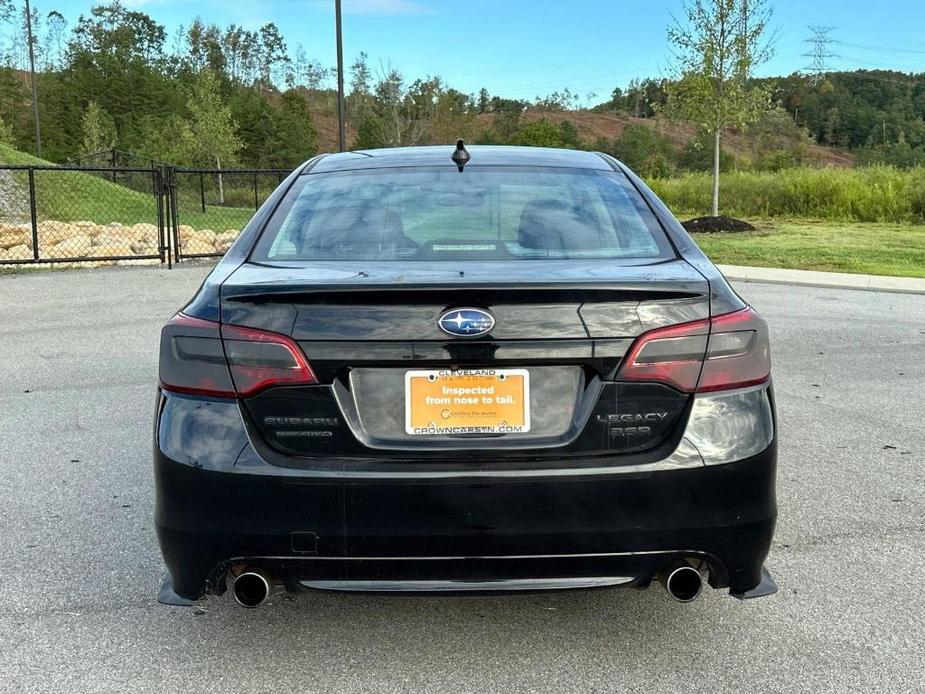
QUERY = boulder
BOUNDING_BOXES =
[182,238,217,255]
[36,220,76,244]
[130,222,159,242]
[131,240,160,256]
[92,243,134,258]
[93,233,134,247]
[213,230,239,253]
[0,228,31,249]
[69,220,103,238]
[42,235,93,259]
[3,244,32,260]
[183,228,216,247]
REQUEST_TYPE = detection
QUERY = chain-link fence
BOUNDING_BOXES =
[169,168,290,261]
[0,164,292,268]
[64,148,165,170]
[0,165,166,267]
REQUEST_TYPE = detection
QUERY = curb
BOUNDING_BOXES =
[717,265,925,296]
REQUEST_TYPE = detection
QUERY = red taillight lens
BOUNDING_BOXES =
[618,318,710,392]
[159,313,316,398]
[617,307,770,393]
[220,323,317,397]
[697,307,771,392]
[159,313,237,397]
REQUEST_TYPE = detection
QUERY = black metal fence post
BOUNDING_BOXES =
[253,172,259,211]
[154,166,170,268]
[200,172,206,213]
[27,167,39,260]
[168,167,181,263]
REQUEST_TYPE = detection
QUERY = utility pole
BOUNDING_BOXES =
[803,25,838,85]
[335,0,346,152]
[24,0,42,157]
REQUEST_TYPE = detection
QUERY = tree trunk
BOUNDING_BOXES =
[711,129,721,217]
[216,155,225,205]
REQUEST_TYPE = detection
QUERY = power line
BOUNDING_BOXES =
[803,25,838,83]
[836,41,925,56]
[822,63,925,87]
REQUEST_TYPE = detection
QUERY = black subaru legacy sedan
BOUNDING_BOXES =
[155,144,777,608]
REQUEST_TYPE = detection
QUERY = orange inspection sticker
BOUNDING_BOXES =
[404,368,530,436]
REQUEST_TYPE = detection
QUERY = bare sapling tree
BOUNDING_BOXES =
[665,0,775,216]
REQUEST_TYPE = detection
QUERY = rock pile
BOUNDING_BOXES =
[0,220,241,264]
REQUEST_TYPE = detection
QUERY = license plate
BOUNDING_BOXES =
[404,368,530,436]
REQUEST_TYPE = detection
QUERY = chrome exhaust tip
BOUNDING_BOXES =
[232,569,271,608]
[661,562,704,603]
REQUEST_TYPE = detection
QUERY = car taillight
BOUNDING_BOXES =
[220,323,317,397]
[159,313,316,398]
[617,307,770,393]
[697,307,771,393]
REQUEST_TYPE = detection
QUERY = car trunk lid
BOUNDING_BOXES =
[220,259,709,458]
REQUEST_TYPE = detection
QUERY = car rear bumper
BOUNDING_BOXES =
[154,418,777,600]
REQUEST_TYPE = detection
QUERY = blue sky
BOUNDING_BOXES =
[47,0,925,101]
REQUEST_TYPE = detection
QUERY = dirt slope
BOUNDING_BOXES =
[497,110,857,167]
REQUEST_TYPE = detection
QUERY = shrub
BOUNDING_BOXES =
[910,169,925,220]
[649,165,925,222]
[611,124,675,177]
[353,114,387,150]
[0,114,14,147]
[512,120,567,148]
[677,130,736,172]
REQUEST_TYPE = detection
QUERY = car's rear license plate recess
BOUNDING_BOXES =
[404,368,530,435]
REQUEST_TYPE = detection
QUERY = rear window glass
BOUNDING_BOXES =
[251,166,674,262]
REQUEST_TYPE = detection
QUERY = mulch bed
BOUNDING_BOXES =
[681,216,757,233]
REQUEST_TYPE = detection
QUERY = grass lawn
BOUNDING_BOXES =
[692,220,925,278]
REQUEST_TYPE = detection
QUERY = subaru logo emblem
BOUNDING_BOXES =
[438,308,495,338]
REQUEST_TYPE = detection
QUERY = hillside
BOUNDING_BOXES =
[307,108,855,167]
[505,110,857,168]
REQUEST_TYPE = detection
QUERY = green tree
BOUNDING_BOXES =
[131,113,186,163]
[348,51,372,122]
[612,124,675,177]
[490,98,526,142]
[0,113,14,146]
[664,0,773,215]
[178,70,241,201]
[512,120,563,148]
[56,2,180,162]
[557,120,581,148]
[271,90,316,166]
[79,100,116,156]
[353,113,387,150]
[477,88,490,114]
[0,0,14,23]
[747,107,811,170]
[678,129,736,172]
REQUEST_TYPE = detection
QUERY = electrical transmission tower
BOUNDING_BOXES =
[804,25,838,83]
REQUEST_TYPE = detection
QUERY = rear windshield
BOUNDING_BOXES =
[251,166,674,262]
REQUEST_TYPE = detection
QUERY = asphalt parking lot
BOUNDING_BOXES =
[1,265,923,693]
